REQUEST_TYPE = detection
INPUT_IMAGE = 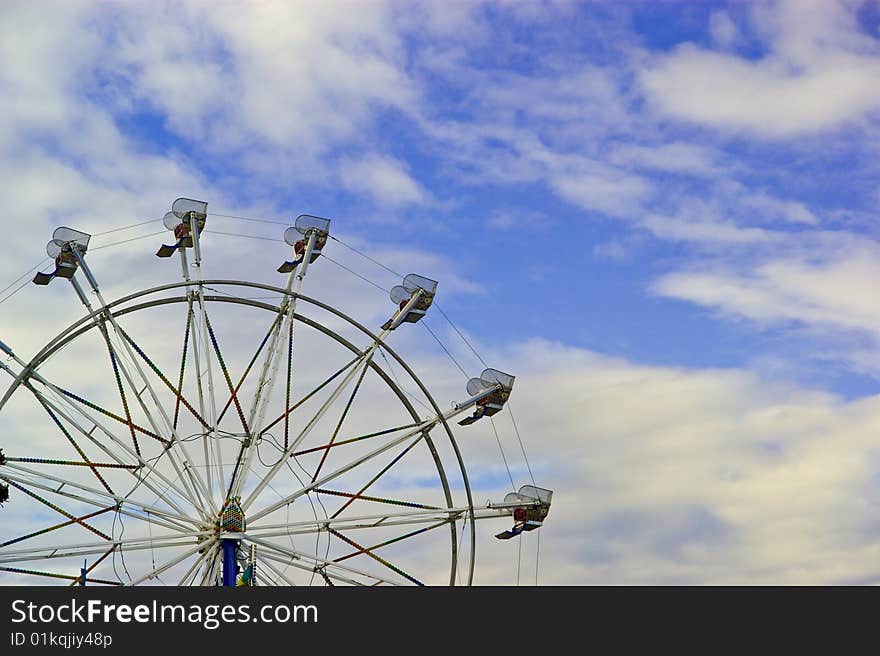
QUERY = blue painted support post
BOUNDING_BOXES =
[222,539,239,587]
[80,559,87,586]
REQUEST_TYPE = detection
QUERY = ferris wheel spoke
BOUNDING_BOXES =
[70,249,216,518]
[0,566,122,585]
[244,535,401,586]
[22,388,207,517]
[243,386,480,521]
[217,313,282,425]
[316,488,440,511]
[54,376,212,520]
[117,325,210,431]
[16,388,206,519]
[247,506,471,538]
[254,551,299,586]
[199,308,252,503]
[65,278,213,516]
[243,229,319,462]
[329,434,425,520]
[248,428,430,524]
[3,456,138,470]
[257,550,361,586]
[0,465,201,531]
[177,539,218,586]
[290,421,422,458]
[0,506,117,549]
[195,302,225,499]
[333,521,449,567]
[330,520,454,583]
[178,296,216,503]
[224,316,288,497]
[69,545,116,585]
[240,345,382,509]
[36,380,168,447]
[258,353,361,436]
[200,545,222,586]
[230,350,366,506]
[30,393,118,496]
[97,325,215,517]
[283,319,294,451]
[126,536,217,586]
[102,331,142,457]
[3,479,112,541]
[0,479,195,536]
[0,531,210,565]
[310,350,375,483]
[173,298,194,431]
[203,314,249,435]
[65,277,144,459]
[70,264,213,506]
[241,305,287,429]
[189,250,224,496]
[327,528,423,585]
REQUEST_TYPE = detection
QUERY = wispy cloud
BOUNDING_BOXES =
[340,154,426,206]
[3,0,880,586]
[641,0,880,138]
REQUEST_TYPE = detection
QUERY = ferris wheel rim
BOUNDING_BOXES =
[0,279,477,585]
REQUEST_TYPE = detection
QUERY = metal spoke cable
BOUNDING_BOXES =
[489,417,516,492]
[261,432,330,585]
[211,212,288,226]
[203,230,283,243]
[506,402,535,486]
[114,511,133,583]
[1,218,168,306]
[455,514,468,586]
[516,532,522,586]
[327,233,491,370]
[90,231,167,251]
[92,219,162,237]
[195,211,493,391]
[330,232,539,527]
[328,235,404,279]
[205,221,482,399]
[0,258,52,306]
[378,349,433,413]
[147,512,157,577]
[433,304,489,369]
[0,258,51,297]
[320,253,392,294]
[0,277,38,307]
[535,530,541,586]
[421,322,469,379]
[202,285,282,302]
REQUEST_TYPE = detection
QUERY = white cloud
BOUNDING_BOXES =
[550,164,653,218]
[340,154,426,206]
[592,240,628,261]
[742,191,819,225]
[652,242,880,342]
[709,10,739,48]
[468,338,880,584]
[4,0,880,587]
[1,0,420,193]
[607,141,723,177]
[639,213,773,246]
[641,1,880,137]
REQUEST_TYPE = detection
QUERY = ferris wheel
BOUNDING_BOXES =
[0,198,552,586]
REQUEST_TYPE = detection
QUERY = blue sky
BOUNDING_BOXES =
[3,0,880,584]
